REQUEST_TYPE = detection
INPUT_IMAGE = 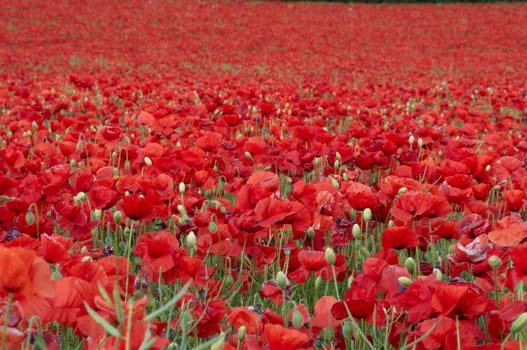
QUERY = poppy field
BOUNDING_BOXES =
[2,1,527,349]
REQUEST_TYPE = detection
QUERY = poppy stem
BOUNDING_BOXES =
[1,293,14,350]
[456,315,461,350]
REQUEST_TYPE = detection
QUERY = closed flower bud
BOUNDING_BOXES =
[124,159,131,170]
[244,151,253,159]
[292,310,304,328]
[511,312,527,334]
[398,187,408,195]
[144,156,152,166]
[330,177,339,189]
[113,210,123,225]
[186,231,196,250]
[363,208,372,223]
[315,276,322,290]
[405,257,417,275]
[210,333,225,350]
[237,325,246,341]
[342,320,353,339]
[92,209,102,220]
[25,211,35,225]
[349,208,356,221]
[488,255,502,269]
[352,223,361,239]
[305,227,314,240]
[208,221,218,233]
[276,271,287,290]
[417,137,424,148]
[409,135,415,146]
[398,276,412,287]
[434,268,443,281]
[325,247,336,265]
[179,182,186,195]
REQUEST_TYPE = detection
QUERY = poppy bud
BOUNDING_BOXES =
[144,156,152,166]
[225,274,234,287]
[25,211,35,225]
[511,312,527,334]
[244,151,253,160]
[349,208,356,221]
[179,182,186,195]
[417,137,424,148]
[485,164,491,172]
[74,191,87,203]
[210,334,225,350]
[314,157,322,169]
[292,310,303,328]
[343,173,349,181]
[333,159,340,169]
[434,268,443,281]
[488,255,502,269]
[347,275,353,288]
[325,247,336,265]
[92,209,102,220]
[398,276,412,287]
[208,221,218,233]
[177,204,187,216]
[388,220,395,227]
[81,256,93,263]
[315,276,322,290]
[113,210,123,225]
[363,208,372,223]
[398,187,408,195]
[408,135,415,146]
[330,177,339,189]
[124,159,130,170]
[342,320,353,339]
[352,224,361,239]
[76,140,83,151]
[276,271,287,290]
[305,227,314,240]
[336,152,342,162]
[237,325,246,341]
[70,159,77,168]
[186,231,196,250]
[405,257,417,275]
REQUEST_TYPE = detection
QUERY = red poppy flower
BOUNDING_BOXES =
[488,214,527,247]
[431,282,488,317]
[226,307,262,334]
[121,194,153,221]
[264,323,310,350]
[332,285,376,320]
[381,226,420,250]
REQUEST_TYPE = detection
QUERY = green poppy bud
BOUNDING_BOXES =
[179,182,186,195]
[352,223,361,239]
[488,255,502,269]
[511,312,527,334]
[208,221,218,233]
[398,276,412,287]
[363,208,372,223]
[25,211,35,225]
[292,310,303,328]
[405,257,417,275]
[276,271,287,290]
[325,247,336,265]
[144,156,152,166]
[237,325,246,341]
[113,210,123,225]
[186,231,196,250]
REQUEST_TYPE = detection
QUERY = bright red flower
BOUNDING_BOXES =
[381,226,420,250]
[431,282,488,318]
[121,194,153,221]
[264,323,310,350]
[332,285,376,320]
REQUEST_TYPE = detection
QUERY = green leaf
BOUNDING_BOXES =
[144,280,192,322]
[84,303,121,337]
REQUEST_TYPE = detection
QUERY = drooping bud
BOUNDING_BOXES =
[398,187,408,195]
[208,221,218,233]
[305,227,315,240]
[25,211,35,225]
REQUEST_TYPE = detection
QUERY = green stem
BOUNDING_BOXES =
[2,293,14,350]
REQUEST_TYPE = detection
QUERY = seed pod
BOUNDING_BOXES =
[488,255,502,269]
